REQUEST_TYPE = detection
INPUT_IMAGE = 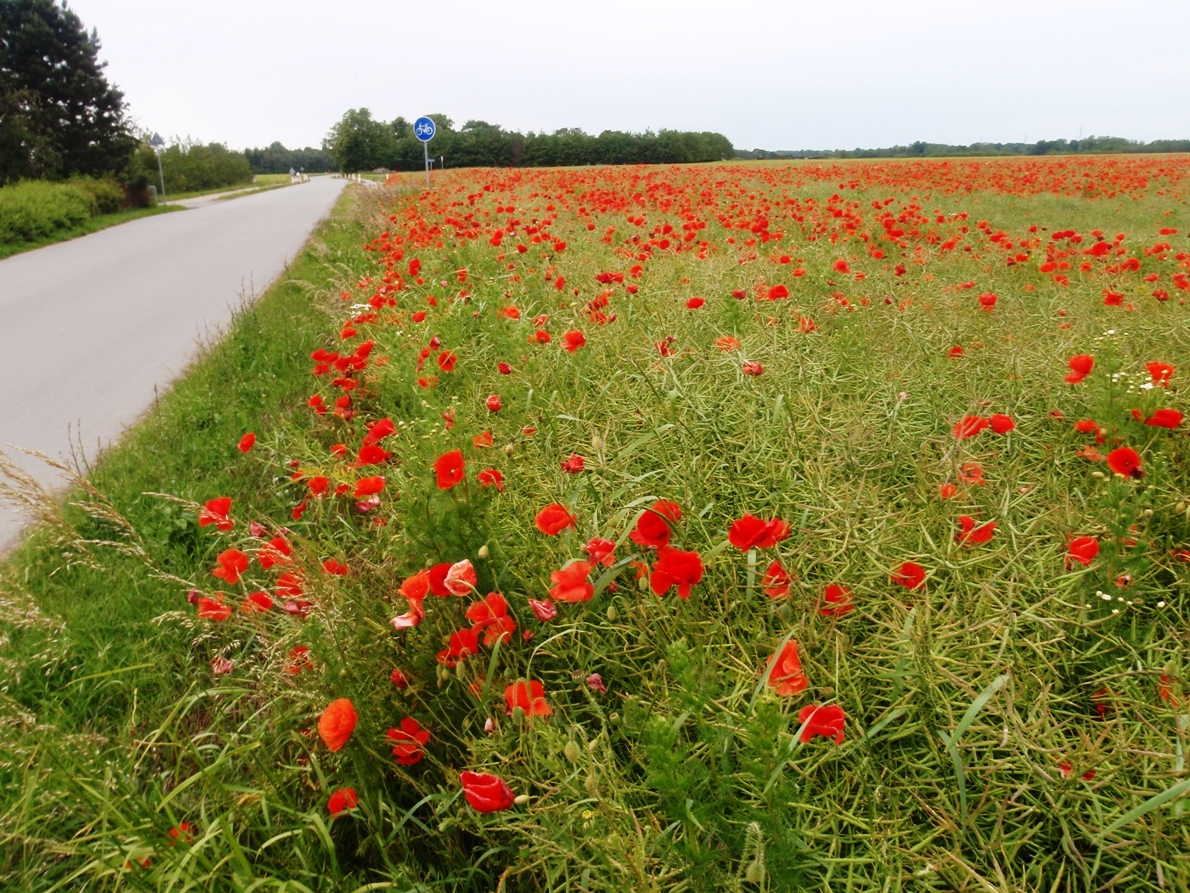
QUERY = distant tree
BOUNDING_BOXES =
[0,0,135,183]
[323,108,395,172]
[243,141,332,174]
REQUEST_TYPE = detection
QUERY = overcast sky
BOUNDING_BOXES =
[69,0,1190,152]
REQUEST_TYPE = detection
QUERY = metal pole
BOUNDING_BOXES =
[424,139,430,188]
[156,149,166,203]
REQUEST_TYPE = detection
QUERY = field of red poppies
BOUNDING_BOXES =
[5,155,1190,891]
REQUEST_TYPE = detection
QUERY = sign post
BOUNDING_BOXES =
[150,132,166,203]
[414,116,436,188]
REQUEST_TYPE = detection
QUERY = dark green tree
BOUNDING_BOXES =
[323,108,397,172]
[0,0,135,183]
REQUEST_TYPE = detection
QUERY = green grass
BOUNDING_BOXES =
[0,184,367,889]
[0,204,183,260]
[2,158,1189,891]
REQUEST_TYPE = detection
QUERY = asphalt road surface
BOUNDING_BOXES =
[0,176,349,552]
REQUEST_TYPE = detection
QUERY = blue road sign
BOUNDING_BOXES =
[414,117,436,142]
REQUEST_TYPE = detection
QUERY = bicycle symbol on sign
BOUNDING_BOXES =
[414,117,436,142]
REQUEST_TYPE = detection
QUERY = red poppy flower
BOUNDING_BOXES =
[472,431,493,448]
[535,503,577,535]
[820,583,853,616]
[168,822,195,844]
[1145,409,1183,429]
[742,360,764,376]
[444,559,477,595]
[1066,535,1099,568]
[549,560,594,603]
[1147,361,1174,388]
[238,432,256,453]
[953,415,989,439]
[460,771,515,813]
[434,450,465,489]
[322,559,349,576]
[939,482,958,499]
[327,788,358,816]
[797,704,846,744]
[466,591,516,645]
[505,679,552,717]
[356,444,390,467]
[354,476,385,498]
[649,547,704,599]
[978,292,997,310]
[686,297,706,309]
[241,591,273,613]
[728,513,791,550]
[437,351,457,372]
[497,361,512,375]
[427,563,453,596]
[989,414,1015,434]
[390,598,425,630]
[948,346,964,358]
[1106,446,1143,479]
[762,560,791,598]
[561,330,586,352]
[959,463,985,486]
[318,698,357,752]
[956,516,996,546]
[891,561,926,590]
[630,499,682,548]
[436,627,480,667]
[766,640,808,695]
[211,549,250,586]
[584,537,616,566]
[485,395,502,412]
[560,453,585,473]
[196,594,232,621]
[766,284,790,300]
[276,570,304,598]
[527,598,557,621]
[716,335,741,351]
[477,468,505,491]
[1065,354,1093,384]
[199,496,233,531]
[386,717,431,766]
[399,571,432,602]
[390,668,409,689]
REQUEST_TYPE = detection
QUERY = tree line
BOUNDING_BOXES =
[736,135,1190,160]
[322,110,736,172]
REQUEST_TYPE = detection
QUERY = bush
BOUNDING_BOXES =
[0,179,92,244]
[67,176,126,214]
[130,139,253,194]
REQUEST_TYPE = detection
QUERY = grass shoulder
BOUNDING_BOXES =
[0,186,367,889]
[0,204,183,260]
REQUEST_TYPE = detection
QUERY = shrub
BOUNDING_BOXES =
[67,176,126,214]
[0,179,92,244]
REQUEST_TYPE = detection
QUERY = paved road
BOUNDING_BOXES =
[0,176,349,551]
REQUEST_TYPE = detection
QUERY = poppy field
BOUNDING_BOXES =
[3,155,1190,891]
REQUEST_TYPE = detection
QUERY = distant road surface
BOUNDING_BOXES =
[0,176,349,552]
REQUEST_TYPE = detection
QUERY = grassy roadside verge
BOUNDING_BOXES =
[0,185,367,889]
[0,204,183,261]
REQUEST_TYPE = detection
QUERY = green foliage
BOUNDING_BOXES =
[66,174,125,213]
[3,165,1190,891]
[738,134,1190,160]
[322,109,735,172]
[0,0,136,182]
[323,107,397,173]
[128,138,254,194]
[243,141,333,174]
[0,178,91,242]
